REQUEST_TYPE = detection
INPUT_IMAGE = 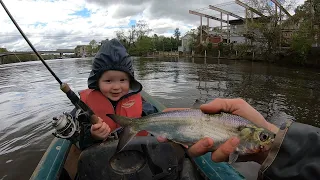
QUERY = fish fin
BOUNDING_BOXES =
[106,114,138,152]
[116,126,137,152]
[170,139,193,148]
[191,99,205,109]
[106,114,134,126]
[228,150,239,164]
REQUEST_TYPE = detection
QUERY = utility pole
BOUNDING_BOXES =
[207,17,209,43]
[245,8,248,44]
[280,7,282,51]
[220,12,223,31]
[311,0,314,29]
[200,15,203,44]
[310,0,317,47]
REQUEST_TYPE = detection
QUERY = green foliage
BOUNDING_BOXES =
[174,28,181,45]
[287,0,319,63]
[0,54,63,64]
[128,36,153,56]
[114,22,182,55]
[233,44,252,58]
[89,40,99,54]
[0,48,8,53]
[290,30,313,64]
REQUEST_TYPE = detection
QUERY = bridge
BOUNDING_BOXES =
[0,49,74,57]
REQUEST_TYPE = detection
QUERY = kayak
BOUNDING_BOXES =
[29,90,245,180]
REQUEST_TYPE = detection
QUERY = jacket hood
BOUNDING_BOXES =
[88,39,142,93]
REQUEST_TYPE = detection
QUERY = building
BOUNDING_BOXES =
[178,33,193,52]
[74,45,91,57]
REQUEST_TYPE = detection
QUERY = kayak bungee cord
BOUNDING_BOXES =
[0,0,99,139]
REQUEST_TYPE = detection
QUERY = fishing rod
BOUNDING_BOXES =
[0,0,99,128]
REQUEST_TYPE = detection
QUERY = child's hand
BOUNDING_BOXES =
[90,117,111,140]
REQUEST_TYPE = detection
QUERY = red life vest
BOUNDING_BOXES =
[79,89,148,136]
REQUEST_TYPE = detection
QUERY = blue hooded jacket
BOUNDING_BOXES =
[88,38,142,94]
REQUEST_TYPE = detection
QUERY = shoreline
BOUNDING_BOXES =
[1,53,319,69]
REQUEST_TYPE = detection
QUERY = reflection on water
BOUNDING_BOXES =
[0,57,319,179]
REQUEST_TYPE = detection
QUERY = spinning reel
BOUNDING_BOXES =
[52,111,80,140]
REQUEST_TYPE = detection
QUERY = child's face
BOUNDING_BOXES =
[98,70,130,101]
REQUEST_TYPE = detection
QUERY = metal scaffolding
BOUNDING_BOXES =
[188,0,292,47]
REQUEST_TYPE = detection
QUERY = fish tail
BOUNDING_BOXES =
[106,114,138,152]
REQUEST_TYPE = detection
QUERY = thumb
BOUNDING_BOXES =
[200,98,230,114]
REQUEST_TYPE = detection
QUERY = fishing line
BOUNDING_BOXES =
[0,0,62,84]
[0,0,99,124]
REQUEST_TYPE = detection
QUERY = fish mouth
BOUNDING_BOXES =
[244,146,261,154]
[241,143,270,154]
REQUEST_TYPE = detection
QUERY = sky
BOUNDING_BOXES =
[0,0,305,51]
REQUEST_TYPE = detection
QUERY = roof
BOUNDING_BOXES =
[228,16,271,25]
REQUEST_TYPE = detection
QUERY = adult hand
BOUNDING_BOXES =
[189,98,279,163]
[159,98,278,164]
[200,98,279,134]
[90,117,111,140]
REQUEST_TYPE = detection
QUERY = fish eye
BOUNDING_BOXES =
[259,132,269,142]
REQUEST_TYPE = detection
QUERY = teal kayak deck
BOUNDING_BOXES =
[193,153,245,180]
[30,138,71,180]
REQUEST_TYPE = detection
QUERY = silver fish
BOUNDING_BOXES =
[107,109,275,163]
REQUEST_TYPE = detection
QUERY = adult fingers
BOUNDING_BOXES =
[200,98,278,133]
[156,136,168,142]
[211,137,240,162]
[200,98,242,114]
[187,137,214,157]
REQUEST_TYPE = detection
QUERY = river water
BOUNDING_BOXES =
[0,57,319,180]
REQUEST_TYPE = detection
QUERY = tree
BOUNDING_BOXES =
[115,30,129,49]
[89,40,98,54]
[287,0,320,63]
[115,30,125,41]
[152,34,159,51]
[173,28,181,49]
[136,20,152,40]
[128,25,136,47]
[174,28,181,41]
[0,48,8,52]
[187,29,198,52]
[244,0,297,56]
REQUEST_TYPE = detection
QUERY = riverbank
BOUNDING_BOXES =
[0,54,77,64]
[142,48,320,69]
[1,49,319,69]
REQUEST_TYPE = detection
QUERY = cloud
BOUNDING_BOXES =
[0,0,306,51]
[112,4,147,19]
